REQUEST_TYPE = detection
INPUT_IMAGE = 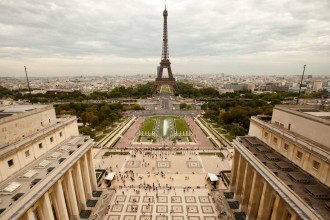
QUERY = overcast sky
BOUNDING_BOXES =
[0,0,329,77]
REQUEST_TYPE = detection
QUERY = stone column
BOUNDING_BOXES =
[270,195,285,220]
[74,161,87,209]
[240,163,253,210]
[320,161,329,184]
[0,166,5,181]
[42,192,55,220]
[82,155,93,199]
[26,209,36,220]
[290,212,298,220]
[65,170,80,219]
[302,152,311,170]
[88,149,98,190]
[230,148,240,190]
[246,172,263,219]
[287,144,294,161]
[234,154,246,198]
[257,182,274,219]
[55,181,69,220]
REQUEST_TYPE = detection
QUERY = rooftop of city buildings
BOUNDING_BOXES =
[275,105,330,122]
[0,105,51,120]
[0,135,93,219]
[236,136,330,219]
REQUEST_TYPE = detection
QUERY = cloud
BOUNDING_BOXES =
[0,0,329,76]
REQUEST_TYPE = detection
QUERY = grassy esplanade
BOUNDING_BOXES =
[175,118,189,133]
[174,117,192,142]
[140,117,154,133]
[160,85,172,93]
[138,116,193,143]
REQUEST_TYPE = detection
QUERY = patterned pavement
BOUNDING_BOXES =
[106,188,217,220]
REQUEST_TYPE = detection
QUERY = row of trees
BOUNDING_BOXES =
[107,82,153,98]
[55,103,124,137]
[1,82,324,102]
[179,103,194,110]
[177,82,324,100]
[1,82,154,103]
[202,99,274,136]
[0,86,20,99]
[177,82,220,98]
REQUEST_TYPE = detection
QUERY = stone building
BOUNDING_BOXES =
[230,105,330,219]
[0,105,97,219]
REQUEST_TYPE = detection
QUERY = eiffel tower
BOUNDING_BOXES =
[153,5,178,94]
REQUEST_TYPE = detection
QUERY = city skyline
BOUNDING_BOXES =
[1,0,330,77]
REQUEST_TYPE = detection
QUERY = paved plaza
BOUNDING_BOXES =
[95,150,231,175]
[91,149,233,219]
[92,116,234,220]
[107,188,217,219]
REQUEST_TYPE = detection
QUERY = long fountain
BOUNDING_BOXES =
[163,119,169,137]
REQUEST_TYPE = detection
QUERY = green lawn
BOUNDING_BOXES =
[199,152,224,158]
[160,85,171,93]
[94,134,106,142]
[175,118,189,133]
[103,152,130,156]
[224,134,234,142]
[140,118,154,133]
[215,128,226,134]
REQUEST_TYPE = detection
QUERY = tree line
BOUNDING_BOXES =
[1,82,324,102]
[202,98,273,137]
[0,82,154,102]
[55,102,125,138]
[177,82,220,98]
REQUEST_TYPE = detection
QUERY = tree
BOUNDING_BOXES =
[229,125,247,136]
[79,126,95,138]
[180,103,188,109]
[0,86,14,98]
[132,104,145,110]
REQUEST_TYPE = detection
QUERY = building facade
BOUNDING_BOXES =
[230,105,330,219]
[249,105,329,185]
[0,105,97,220]
[312,81,323,92]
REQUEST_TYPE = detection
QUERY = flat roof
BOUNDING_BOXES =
[0,135,93,219]
[305,111,330,119]
[237,136,330,219]
[274,105,330,124]
[0,105,48,113]
[0,105,52,124]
